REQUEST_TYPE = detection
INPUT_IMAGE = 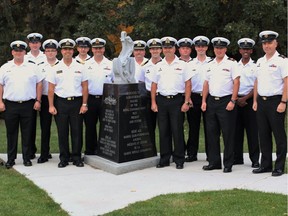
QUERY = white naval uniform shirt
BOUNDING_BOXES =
[205,55,240,97]
[237,58,257,96]
[26,51,46,65]
[75,55,91,65]
[138,58,162,91]
[134,57,149,83]
[46,59,88,98]
[38,60,59,96]
[187,56,211,93]
[151,56,192,96]
[85,57,113,95]
[255,51,288,96]
[0,60,44,101]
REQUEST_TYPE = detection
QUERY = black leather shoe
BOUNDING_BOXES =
[30,154,36,160]
[252,167,272,174]
[58,161,68,168]
[23,160,32,166]
[223,167,232,173]
[251,162,260,168]
[5,160,15,169]
[37,157,48,164]
[156,163,170,168]
[48,154,52,159]
[73,161,84,167]
[185,156,197,162]
[176,164,184,169]
[233,160,244,165]
[202,164,222,170]
[272,169,284,177]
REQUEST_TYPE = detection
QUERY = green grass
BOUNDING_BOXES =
[105,189,287,216]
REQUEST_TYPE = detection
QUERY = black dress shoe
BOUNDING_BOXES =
[48,154,52,159]
[272,169,284,177]
[233,160,244,165]
[73,161,84,167]
[5,160,15,169]
[223,167,232,173]
[156,163,170,168]
[176,164,184,169]
[202,164,222,170]
[252,167,272,174]
[251,162,260,168]
[37,157,48,164]
[23,160,32,166]
[185,156,197,162]
[30,154,36,160]
[58,161,68,168]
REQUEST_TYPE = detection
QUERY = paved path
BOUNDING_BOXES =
[0,153,287,216]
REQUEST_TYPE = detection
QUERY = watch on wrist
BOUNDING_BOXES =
[230,99,237,104]
[280,101,287,104]
[82,103,88,107]
[35,99,41,103]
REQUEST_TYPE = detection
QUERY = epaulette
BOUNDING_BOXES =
[141,59,149,66]
[208,58,214,63]
[52,61,59,67]
[28,60,36,64]
[86,56,92,61]
[228,57,236,61]
[155,59,162,65]
[37,62,45,66]
[76,60,84,65]
[278,54,286,59]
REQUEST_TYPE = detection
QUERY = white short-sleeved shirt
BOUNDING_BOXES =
[139,59,161,91]
[187,56,211,93]
[237,58,257,96]
[205,55,240,97]
[0,60,44,101]
[46,59,88,98]
[151,56,192,96]
[134,57,149,83]
[75,55,91,64]
[25,51,46,65]
[85,57,113,95]
[38,60,59,95]
[255,51,288,96]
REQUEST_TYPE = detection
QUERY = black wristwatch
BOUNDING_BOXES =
[230,99,237,104]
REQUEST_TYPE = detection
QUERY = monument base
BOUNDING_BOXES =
[84,155,159,175]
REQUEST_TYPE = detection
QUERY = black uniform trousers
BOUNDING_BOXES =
[234,97,259,164]
[30,103,37,156]
[83,95,102,155]
[205,95,237,168]
[186,93,208,158]
[4,99,35,161]
[257,95,287,171]
[157,93,185,165]
[146,91,157,149]
[54,96,83,162]
[39,95,53,159]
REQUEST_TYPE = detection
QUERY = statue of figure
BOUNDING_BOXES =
[113,31,136,84]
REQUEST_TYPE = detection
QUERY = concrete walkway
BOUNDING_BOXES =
[0,153,287,216]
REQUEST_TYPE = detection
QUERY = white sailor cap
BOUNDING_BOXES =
[177,38,193,47]
[27,33,43,42]
[211,37,230,47]
[75,37,91,47]
[10,40,27,51]
[161,36,177,47]
[59,38,76,49]
[237,38,255,49]
[42,39,59,50]
[147,38,162,48]
[259,30,279,43]
[193,36,210,46]
[91,38,106,48]
[133,40,147,50]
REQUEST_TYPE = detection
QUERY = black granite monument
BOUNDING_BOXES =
[98,83,157,163]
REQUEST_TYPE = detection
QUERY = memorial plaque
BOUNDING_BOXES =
[98,83,157,163]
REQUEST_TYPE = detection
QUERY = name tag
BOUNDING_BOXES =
[56,70,63,74]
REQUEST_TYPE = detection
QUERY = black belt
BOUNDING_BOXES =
[209,95,231,101]
[192,92,202,96]
[89,94,102,99]
[5,99,34,104]
[158,93,183,99]
[258,95,281,101]
[55,95,82,101]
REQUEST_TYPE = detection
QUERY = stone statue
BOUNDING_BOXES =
[113,31,136,84]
